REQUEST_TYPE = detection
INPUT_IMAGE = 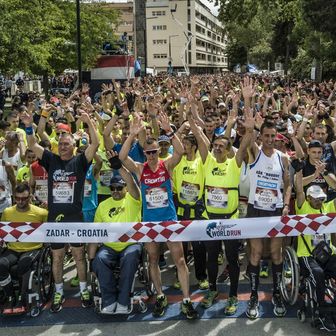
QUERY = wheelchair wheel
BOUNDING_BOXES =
[280,246,300,305]
[139,250,155,297]
[37,246,54,303]
[30,306,41,317]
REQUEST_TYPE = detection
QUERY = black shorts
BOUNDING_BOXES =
[246,204,283,218]
[48,212,84,250]
[51,243,83,250]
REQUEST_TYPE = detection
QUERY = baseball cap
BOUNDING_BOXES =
[56,123,71,133]
[218,102,226,108]
[306,185,327,200]
[110,175,126,187]
[201,95,209,102]
[308,140,323,149]
[158,135,171,144]
[275,133,289,144]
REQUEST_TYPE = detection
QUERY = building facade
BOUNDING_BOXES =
[146,0,228,73]
[107,0,228,74]
[106,0,134,53]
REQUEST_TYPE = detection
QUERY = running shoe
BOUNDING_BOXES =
[272,294,286,317]
[259,265,269,278]
[80,289,93,308]
[114,303,129,314]
[101,302,117,314]
[217,266,229,283]
[201,290,218,308]
[246,295,259,319]
[181,300,199,320]
[70,274,79,287]
[50,292,65,313]
[152,295,168,317]
[198,279,209,290]
[224,296,238,316]
[173,280,181,290]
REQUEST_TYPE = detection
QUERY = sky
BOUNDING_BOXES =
[104,0,220,16]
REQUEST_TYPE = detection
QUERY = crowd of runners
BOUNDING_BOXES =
[0,72,335,330]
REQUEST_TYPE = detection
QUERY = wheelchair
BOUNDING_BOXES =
[280,246,336,330]
[0,244,54,317]
[91,246,154,315]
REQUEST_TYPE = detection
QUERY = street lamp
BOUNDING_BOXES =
[168,34,179,61]
[76,0,82,85]
[144,16,158,74]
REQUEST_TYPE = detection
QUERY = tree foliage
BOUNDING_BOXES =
[212,0,336,78]
[0,0,119,76]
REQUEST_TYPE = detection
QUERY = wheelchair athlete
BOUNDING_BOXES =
[295,171,336,332]
[0,182,48,315]
[91,154,142,315]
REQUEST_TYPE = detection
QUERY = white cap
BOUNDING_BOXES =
[306,185,327,200]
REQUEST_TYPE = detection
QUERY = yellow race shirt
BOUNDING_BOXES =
[94,193,141,251]
[203,153,241,217]
[1,205,48,252]
[295,199,336,257]
[173,155,204,218]
[17,165,30,182]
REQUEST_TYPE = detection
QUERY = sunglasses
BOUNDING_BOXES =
[15,196,30,202]
[144,149,159,155]
[110,186,124,191]
[56,131,68,136]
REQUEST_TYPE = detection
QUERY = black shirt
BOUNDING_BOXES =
[39,150,90,220]
[302,159,328,193]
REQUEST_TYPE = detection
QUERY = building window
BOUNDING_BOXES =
[153,39,167,45]
[153,25,167,30]
[152,11,166,16]
[153,54,167,59]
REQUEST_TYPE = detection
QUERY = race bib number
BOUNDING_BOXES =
[312,234,331,248]
[254,183,278,211]
[145,187,168,209]
[84,180,92,197]
[52,182,74,204]
[206,186,228,209]
[35,180,48,203]
[100,170,113,187]
[180,181,200,202]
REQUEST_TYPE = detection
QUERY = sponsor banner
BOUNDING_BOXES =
[0,213,336,243]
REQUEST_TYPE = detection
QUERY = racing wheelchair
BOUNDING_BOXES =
[0,244,54,317]
[91,245,154,315]
[281,245,336,331]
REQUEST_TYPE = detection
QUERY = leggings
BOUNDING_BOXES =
[0,249,41,297]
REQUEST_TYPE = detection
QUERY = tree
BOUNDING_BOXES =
[0,0,119,89]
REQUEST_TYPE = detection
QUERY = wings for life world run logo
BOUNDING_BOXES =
[206,222,241,238]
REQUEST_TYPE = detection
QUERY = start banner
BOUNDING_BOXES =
[0,213,336,243]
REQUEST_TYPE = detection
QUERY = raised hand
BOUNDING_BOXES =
[240,76,255,100]
[20,111,33,127]
[79,112,90,124]
[82,83,90,94]
[159,111,172,133]
[129,114,145,136]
